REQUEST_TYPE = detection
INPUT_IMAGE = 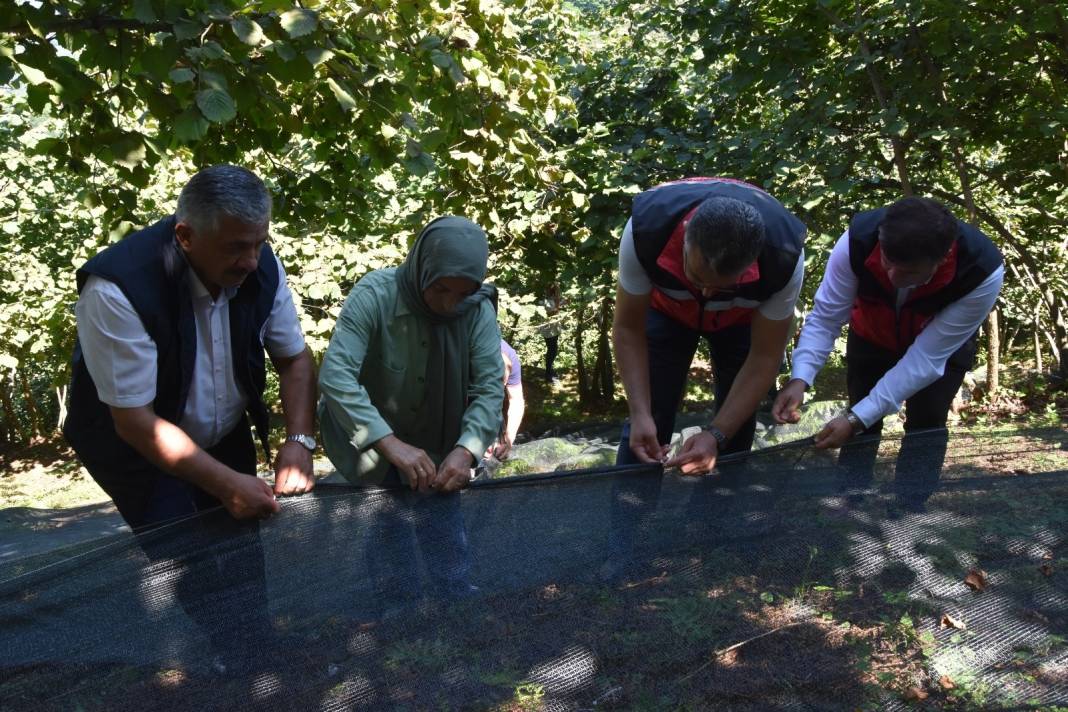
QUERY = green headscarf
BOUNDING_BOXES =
[395,216,496,461]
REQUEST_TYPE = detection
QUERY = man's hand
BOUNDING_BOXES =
[664,431,719,475]
[771,378,807,424]
[814,416,854,449]
[376,435,437,491]
[433,447,474,493]
[628,413,670,463]
[219,473,281,519]
[273,441,315,496]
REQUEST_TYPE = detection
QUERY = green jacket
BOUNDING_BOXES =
[318,268,503,484]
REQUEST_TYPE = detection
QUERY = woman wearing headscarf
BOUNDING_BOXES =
[319,216,504,491]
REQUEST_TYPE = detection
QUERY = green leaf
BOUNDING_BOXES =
[449,150,483,168]
[195,88,237,123]
[304,48,334,67]
[141,40,180,80]
[760,591,774,604]
[169,67,195,84]
[280,9,318,39]
[326,78,359,113]
[429,50,453,69]
[110,133,147,169]
[16,63,56,88]
[174,108,210,142]
[132,0,156,23]
[231,17,265,46]
[173,20,202,42]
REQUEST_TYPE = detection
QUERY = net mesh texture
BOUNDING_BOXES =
[2,427,1067,711]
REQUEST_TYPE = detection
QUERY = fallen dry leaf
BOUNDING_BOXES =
[940,613,967,631]
[939,675,956,690]
[1040,563,1054,577]
[904,686,929,701]
[963,568,988,591]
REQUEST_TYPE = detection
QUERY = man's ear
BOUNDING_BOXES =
[174,221,194,253]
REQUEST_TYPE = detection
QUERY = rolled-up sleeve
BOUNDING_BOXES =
[456,301,505,457]
[262,255,307,359]
[318,286,394,450]
[75,276,157,408]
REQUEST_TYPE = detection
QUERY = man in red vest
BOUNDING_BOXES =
[614,178,807,473]
[772,197,1003,469]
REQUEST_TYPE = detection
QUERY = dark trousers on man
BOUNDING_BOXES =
[839,330,978,509]
[616,308,756,465]
[84,418,272,665]
[606,308,756,577]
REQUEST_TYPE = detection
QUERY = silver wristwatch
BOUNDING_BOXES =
[844,410,866,436]
[286,433,317,451]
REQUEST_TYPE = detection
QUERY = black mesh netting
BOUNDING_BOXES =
[2,427,1067,711]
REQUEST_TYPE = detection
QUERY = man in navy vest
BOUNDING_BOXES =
[64,164,317,528]
[614,178,807,473]
[62,165,317,671]
[772,197,1003,486]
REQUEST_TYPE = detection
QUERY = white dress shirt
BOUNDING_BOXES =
[75,252,306,448]
[617,217,804,321]
[790,230,1004,426]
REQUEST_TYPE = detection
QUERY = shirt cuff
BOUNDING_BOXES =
[790,362,819,388]
[269,336,307,360]
[97,389,156,409]
[850,399,887,429]
[455,431,489,462]
[354,417,394,452]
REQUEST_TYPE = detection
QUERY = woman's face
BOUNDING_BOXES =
[422,276,480,316]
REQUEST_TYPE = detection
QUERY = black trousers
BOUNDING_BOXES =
[85,418,272,660]
[615,308,756,466]
[839,329,978,507]
[606,310,756,575]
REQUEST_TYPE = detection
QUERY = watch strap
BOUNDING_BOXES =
[703,425,728,449]
[844,410,866,435]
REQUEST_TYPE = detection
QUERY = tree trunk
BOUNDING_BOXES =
[574,302,590,405]
[18,369,42,439]
[55,384,68,432]
[593,296,614,403]
[1003,325,1020,357]
[1035,305,1044,372]
[985,310,999,399]
[0,371,28,444]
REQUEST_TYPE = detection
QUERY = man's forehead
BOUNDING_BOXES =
[215,217,269,240]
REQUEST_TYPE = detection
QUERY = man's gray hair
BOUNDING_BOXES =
[176,165,272,235]
[684,196,766,277]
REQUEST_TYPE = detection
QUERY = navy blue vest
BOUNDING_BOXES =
[631,178,806,301]
[847,207,1002,352]
[63,216,278,501]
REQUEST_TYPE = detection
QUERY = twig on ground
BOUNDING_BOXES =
[677,621,804,684]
